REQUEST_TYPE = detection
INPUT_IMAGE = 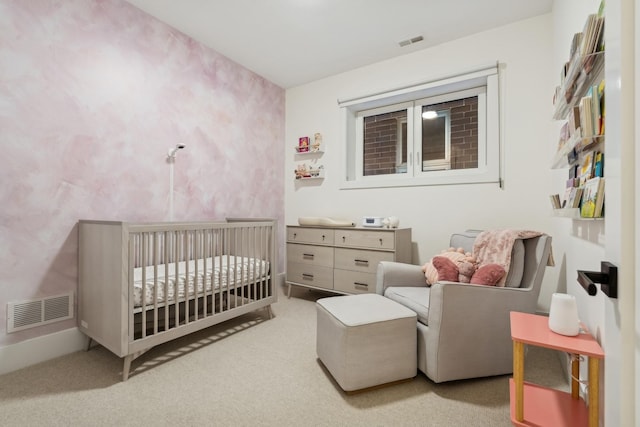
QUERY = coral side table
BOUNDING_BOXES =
[509,311,604,427]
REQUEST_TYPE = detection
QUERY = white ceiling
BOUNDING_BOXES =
[124,0,553,89]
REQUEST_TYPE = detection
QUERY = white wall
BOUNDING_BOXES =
[285,14,557,311]
[552,0,629,425]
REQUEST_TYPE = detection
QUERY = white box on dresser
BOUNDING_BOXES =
[285,225,412,297]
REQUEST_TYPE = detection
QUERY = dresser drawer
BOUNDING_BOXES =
[287,227,334,245]
[334,248,394,274]
[287,263,334,290]
[287,244,334,267]
[334,270,376,294]
[334,229,395,250]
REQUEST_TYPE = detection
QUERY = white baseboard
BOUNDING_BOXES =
[0,327,87,376]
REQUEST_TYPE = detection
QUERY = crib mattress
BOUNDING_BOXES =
[133,256,269,308]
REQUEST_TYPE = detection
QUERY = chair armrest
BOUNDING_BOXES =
[424,281,536,382]
[376,261,426,295]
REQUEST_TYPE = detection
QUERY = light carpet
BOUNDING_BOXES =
[0,285,568,426]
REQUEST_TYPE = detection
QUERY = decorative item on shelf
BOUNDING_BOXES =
[548,293,580,336]
[382,216,400,228]
[294,163,324,179]
[308,165,324,178]
[295,163,309,179]
[311,132,322,152]
[298,136,310,153]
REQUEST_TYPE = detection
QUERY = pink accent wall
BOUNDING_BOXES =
[0,0,285,345]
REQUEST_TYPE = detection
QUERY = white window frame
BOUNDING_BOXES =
[355,101,413,181]
[396,116,407,173]
[339,64,501,189]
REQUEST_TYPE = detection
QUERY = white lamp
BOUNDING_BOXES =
[548,293,580,336]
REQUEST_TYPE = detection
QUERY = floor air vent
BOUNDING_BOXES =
[7,292,74,333]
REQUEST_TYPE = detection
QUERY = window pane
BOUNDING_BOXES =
[425,96,478,171]
[421,109,447,165]
[363,109,407,176]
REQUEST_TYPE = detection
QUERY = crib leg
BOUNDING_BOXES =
[287,283,292,299]
[265,305,274,319]
[85,337,93,352]
[122,355,133,382]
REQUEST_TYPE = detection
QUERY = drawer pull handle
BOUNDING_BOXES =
[342,236,346,242]
[293,233,297,239]
[354,282,369,288]
[379,238,383,245]
[322,234,326,241]
[354,259,369,266]
[302,273,314,280]
[303,253,315,259]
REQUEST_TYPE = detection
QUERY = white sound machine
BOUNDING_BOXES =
[362,216,384,228]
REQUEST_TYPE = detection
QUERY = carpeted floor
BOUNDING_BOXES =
[0,285,568,426]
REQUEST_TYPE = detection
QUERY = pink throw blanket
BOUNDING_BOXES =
[473,229,553,286]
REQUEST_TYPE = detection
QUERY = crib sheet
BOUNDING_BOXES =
[133,256,269,308]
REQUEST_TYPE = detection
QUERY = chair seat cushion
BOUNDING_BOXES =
[384,287,430,325]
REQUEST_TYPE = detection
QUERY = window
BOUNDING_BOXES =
[340,64,501,188]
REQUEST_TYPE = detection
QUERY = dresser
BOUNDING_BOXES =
[285,225,412,297]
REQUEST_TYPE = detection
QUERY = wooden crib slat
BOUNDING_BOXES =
[174,230,180,327]
[128,234,136,344]
[164,231,170,332]
[141,233,147,339]
[152,232,159,336]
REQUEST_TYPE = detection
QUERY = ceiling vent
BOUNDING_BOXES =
[7,292,74,333]
[398,35,424,47]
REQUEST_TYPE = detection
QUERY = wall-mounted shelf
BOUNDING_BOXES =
[295,175,324,181]
[551,134,604,169]
[550,9,605,222]
[295,134,324,183]
[295,148,324,155]
[553,51,604,120]
[552,208,603,220]
[294,167,324,180]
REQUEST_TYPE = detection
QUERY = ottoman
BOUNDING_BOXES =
[316,293,417,393]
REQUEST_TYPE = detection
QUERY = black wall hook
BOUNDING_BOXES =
[577,261,618,298]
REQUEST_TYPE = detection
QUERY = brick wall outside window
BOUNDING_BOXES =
[363,111,406,176]
[363,96,478,175]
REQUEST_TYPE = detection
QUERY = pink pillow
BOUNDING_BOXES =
[470,264,506,286]
[432,256,459,282]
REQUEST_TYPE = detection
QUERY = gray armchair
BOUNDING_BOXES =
[376,230,552,383]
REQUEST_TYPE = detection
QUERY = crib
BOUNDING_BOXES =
[78,219,277,380]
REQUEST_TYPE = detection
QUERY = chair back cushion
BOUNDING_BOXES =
[450,230,525,288]
[449,230,481,253]
[504,239,525,287]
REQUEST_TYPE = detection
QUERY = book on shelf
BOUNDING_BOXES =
[569,105,582,138]
[550,194,562,210]
[580,176,605,218]
[557,122,569,153]
[580,13,604,74]
[568,187,584,209]
[578,151,594,185]
[598,79,605,134]
[593,151,604,177]
[562,186,574,208]
[580,92,594,137]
